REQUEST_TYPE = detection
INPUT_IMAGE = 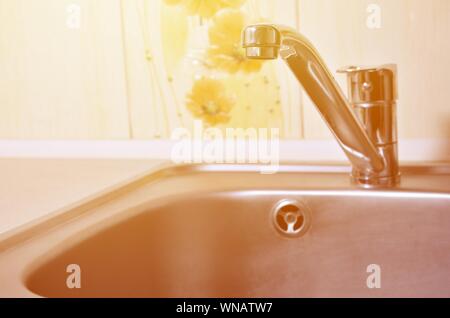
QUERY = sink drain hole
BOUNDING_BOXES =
[272,200,311,237]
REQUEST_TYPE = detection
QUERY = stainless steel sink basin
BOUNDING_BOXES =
[0,164,449,297]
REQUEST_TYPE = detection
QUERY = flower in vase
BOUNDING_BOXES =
[207,9,264,74]
[187,77,234,126]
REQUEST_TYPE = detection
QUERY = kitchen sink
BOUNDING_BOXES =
[0,164,449,297]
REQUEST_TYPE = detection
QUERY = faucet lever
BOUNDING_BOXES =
[337,65,398,103]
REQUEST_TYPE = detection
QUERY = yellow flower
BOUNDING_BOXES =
[207,9,264,74]
[187,78,234,126]
[163,0,245,18]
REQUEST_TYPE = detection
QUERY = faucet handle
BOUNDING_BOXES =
[337,64,398,103]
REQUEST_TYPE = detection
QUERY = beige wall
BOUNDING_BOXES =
[0,0,449,140]
[300,0,450,140]
[0,0,130,139]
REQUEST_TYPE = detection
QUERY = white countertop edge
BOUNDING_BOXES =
[0,139,449,162]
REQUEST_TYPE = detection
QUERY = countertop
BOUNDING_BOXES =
[0,159,168,239]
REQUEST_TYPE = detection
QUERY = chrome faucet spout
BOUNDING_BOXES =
[243,24,400,187]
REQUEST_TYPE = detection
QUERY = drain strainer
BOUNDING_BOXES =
[272,199,311,237]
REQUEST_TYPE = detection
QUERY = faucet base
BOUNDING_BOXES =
[351,173,401,189]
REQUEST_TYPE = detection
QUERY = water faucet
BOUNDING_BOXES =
[242,24,400,187]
